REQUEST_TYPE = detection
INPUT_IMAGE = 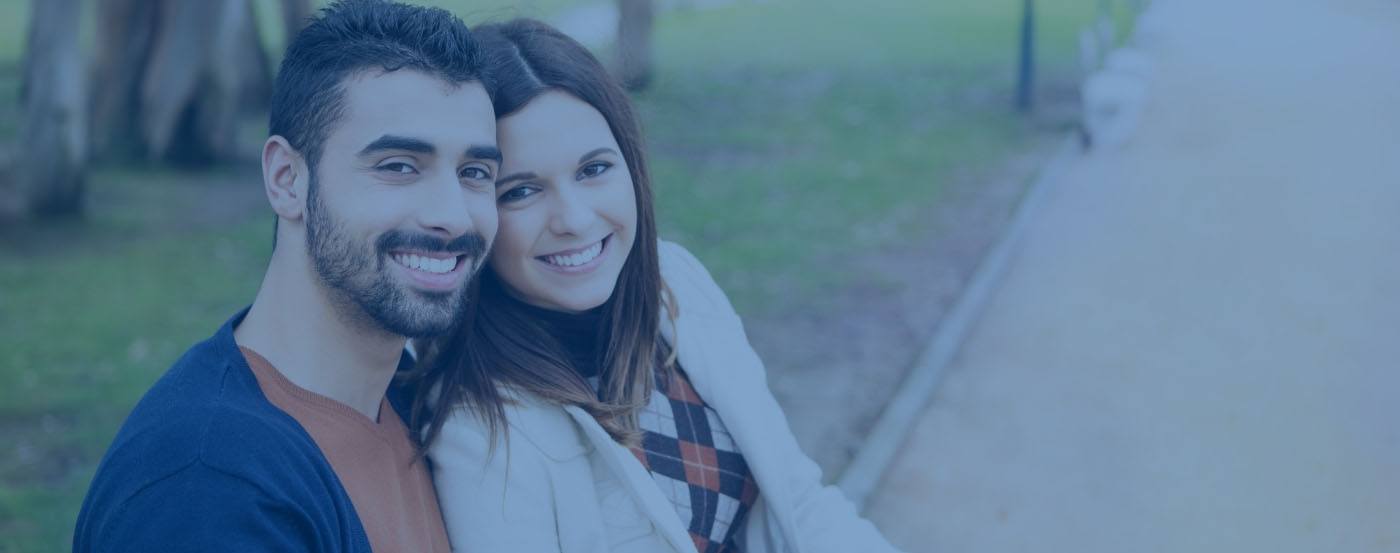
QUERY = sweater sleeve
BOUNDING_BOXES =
[85,462,325,553]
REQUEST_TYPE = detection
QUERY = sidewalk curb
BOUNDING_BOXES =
[835,134,1082,510]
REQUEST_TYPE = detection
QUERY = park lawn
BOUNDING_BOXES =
[0,168,273,550]
[638,0,1113,305]
[1,0,1138,550]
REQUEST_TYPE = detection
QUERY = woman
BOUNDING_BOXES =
[411,18,903,553]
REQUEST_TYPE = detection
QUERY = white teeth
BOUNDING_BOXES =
[393,253,456,274]
[545,240,604,267]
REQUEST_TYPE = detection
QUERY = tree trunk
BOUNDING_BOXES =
[90,0,160,160]
[281,0,314,49]
[616,0,654,91]
[91,0,271,166]
[12,0,88,218]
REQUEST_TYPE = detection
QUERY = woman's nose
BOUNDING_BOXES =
[546,184,595,236]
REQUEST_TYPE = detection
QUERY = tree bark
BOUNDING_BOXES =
[12,0,88,218]
[616,0,655,91]
[90,0,160,160]
[91,0,271,165]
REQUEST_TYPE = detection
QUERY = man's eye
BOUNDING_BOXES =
[578,161,612,179]
[378,162,416,174]
[461,166,492,180]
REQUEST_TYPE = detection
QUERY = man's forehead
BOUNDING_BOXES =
[333,70,495,152]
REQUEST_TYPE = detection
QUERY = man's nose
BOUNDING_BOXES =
[415,170,474,239]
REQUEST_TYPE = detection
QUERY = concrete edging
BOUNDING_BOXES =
[835,134,1083,510]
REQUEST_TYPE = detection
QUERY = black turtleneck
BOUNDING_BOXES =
[508,297,607,380]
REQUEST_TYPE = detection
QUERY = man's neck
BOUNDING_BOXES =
[234,250,406,420]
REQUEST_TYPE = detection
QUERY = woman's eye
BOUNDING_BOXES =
[578,161,612,179]
[377,162,416,174]
[499,186,539,203]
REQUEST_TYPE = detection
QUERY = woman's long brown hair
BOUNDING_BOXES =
[407,18,671,450]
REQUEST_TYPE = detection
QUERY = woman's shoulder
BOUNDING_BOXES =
[433,392,592,464]
[657,240,738,318]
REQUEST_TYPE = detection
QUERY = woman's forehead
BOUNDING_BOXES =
[498,92,618,164]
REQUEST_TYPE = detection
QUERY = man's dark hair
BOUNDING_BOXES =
[269,0,482,171]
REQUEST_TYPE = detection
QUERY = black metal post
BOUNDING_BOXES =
[1015,0,1036,112]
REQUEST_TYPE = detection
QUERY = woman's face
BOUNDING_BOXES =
[490,91,638,313]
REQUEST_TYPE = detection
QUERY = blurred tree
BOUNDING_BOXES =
[281,0,314,49]
[616,0,654,91]
[91,0,271,166]
[9,0,88,218]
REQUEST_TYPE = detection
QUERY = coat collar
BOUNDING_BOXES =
[561,406,696,553]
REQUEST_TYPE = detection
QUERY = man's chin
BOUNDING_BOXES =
[347,287,461,340]
[378,311,460,340]
[390,294,467,338]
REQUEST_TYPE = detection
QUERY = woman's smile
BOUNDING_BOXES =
[535,234,612,274]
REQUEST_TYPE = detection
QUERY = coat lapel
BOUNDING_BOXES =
[562,406,696,553]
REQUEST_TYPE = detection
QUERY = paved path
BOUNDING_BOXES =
[865,0,1400,551]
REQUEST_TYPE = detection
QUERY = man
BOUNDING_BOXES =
[73,1,499,551]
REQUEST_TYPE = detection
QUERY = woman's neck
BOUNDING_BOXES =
[507,295,608,379]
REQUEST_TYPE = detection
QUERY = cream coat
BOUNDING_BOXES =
[428,241,903,553]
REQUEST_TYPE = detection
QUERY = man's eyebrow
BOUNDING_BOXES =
[358,135,435,156]
[467,145,503,165]
[578,147,619,165]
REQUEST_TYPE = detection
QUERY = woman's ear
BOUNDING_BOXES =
[262,136,310,222]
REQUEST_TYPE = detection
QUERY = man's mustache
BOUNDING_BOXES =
[377,230,488,260]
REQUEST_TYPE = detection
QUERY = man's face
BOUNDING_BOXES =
[304,69,499,338]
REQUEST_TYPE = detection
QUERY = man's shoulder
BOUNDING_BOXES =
[76,333,360,551]
[115,337,322,466]
[83,334,341,514]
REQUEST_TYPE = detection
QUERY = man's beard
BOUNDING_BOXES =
[304,175,487,338]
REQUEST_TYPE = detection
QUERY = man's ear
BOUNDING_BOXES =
[262,136,310,222]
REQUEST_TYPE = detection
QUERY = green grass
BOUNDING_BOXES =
[638,0,1119,306]
[0,165,273,551]
[0,0,1144,550]
[0,0,27,63]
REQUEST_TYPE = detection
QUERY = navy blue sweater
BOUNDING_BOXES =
[74,309,416,552]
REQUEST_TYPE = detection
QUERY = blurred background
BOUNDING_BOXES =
[25,0,1393,551]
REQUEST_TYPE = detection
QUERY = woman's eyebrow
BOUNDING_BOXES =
[496,171,538,187]
[578,147,619,164]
